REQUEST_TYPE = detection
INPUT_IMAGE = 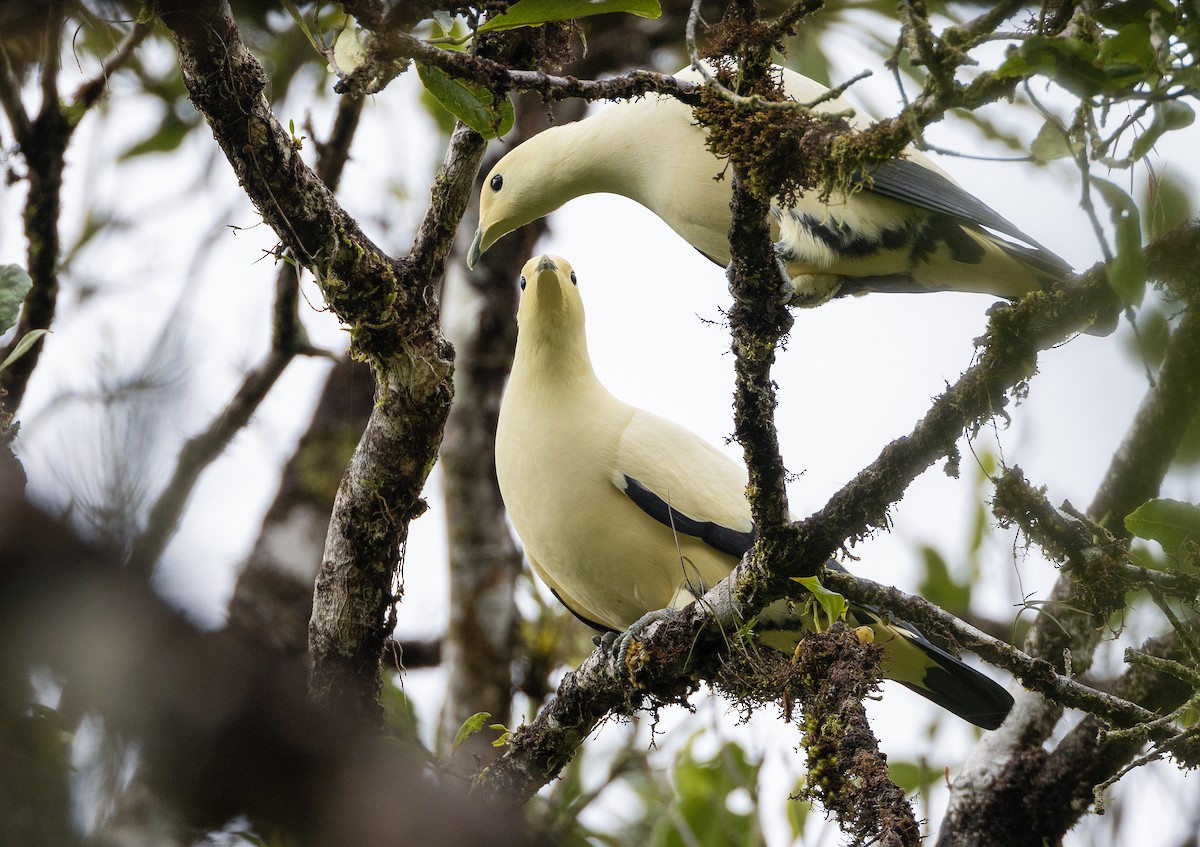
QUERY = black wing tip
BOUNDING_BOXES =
[908,656,1015,730]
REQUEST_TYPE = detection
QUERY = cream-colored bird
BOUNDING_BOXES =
[470,65,1071,307]
[496,254,1014,729]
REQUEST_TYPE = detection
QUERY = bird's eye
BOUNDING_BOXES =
[490,174,503,192]
[519,276,526,290]
[569,271,577,285]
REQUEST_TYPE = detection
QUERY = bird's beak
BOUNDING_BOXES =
[466,227,484,269]
[535,255,557,274]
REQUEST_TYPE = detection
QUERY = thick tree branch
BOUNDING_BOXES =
[939,235,1200,844]
[0,5,68,414]
[149,0,479,726]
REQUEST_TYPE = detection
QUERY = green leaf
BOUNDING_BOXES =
[119,111,192,160]
[451,711,491,754]
[888,759,943,793]
[0,264,33,333]
[1097,22,1156,74]
[786,782,811,841]
[0,329,49,373]
[792,576,846,631]
[1092,177,1146,305]
[281,0,321,52]
[1142,171,1195,241]
[415,63,515,139]
[489,723,512,747]
[1030,118,1081,163]
[917,546,972,616]
[1125,499,1200,554]
[1131,101,1196,161]
[478,0,661,33]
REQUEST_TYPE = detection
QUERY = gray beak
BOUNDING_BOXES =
[535,255,557,273]
[466,227,484,269]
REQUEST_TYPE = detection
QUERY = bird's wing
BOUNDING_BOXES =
[863,158,1072,277]
[613,408,755,559]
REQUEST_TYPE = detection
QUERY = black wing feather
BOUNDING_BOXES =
[864,159,1072,278]
[621,475,755,558]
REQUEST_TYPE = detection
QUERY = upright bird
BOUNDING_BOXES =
[496,254,1015,729]
[470,65,1071,307]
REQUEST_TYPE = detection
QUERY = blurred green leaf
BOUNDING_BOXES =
[1095,0,1175,28]
[0,264,33,333]
[652,741,759,847]
[917,546,972,616]
[888,759,943,793]
[1125,499,1200,554]
[0,329,49,373]
[997,34,1147,96]
[119,111,193,159]
[416,63,515,139]
[1030,117,1081,163]
[1131,101,1196,161]
[1142,171,1194,241]
[478,0,662,33]
[786,779,811,841]
[1124,306,1170,369]
[1093,177,1147,305]
[1096,22,1156,74]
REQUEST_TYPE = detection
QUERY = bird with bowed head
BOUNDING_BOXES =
[470,65,1073,309]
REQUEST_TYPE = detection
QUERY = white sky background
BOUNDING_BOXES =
[2,10,1198,845]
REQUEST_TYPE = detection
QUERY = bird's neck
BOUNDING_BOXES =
[510,323,608,400]
[542,114,653,201]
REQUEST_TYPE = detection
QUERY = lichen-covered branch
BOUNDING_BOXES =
[149,0,481,726]
[938,238,1200,844]
[339,30,704,103]
[0,10,147,415]
[0,5,68,414]
[819,569,1160,730]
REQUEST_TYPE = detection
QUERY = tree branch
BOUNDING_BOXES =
[149,0,479,726]
[335,28,704,103]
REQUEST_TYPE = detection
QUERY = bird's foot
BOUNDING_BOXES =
[612,608,675,677]
[724,256,795,306]
[789,272,842,307]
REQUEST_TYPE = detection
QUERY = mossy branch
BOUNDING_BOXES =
[151,0,482,727]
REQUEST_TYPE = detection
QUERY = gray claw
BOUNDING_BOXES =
[724,255,796,306]
[613,608,675,676]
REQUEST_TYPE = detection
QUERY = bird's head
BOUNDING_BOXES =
[515,254,585,338]
[469,127,581,268]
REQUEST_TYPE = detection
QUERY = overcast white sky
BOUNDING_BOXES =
[3,12,1198,844]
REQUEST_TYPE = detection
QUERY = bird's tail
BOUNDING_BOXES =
[754,597,1014,730]
[847,604,1014,731]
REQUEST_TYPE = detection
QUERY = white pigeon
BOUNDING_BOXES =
[469,65,1071,307]
[495,254,1015,729]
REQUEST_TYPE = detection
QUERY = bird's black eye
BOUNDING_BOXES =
[519,276,526,290]
[569,271,577,285]
[490,174,503,192]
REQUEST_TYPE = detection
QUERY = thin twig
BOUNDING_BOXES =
[71,20,152,115]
